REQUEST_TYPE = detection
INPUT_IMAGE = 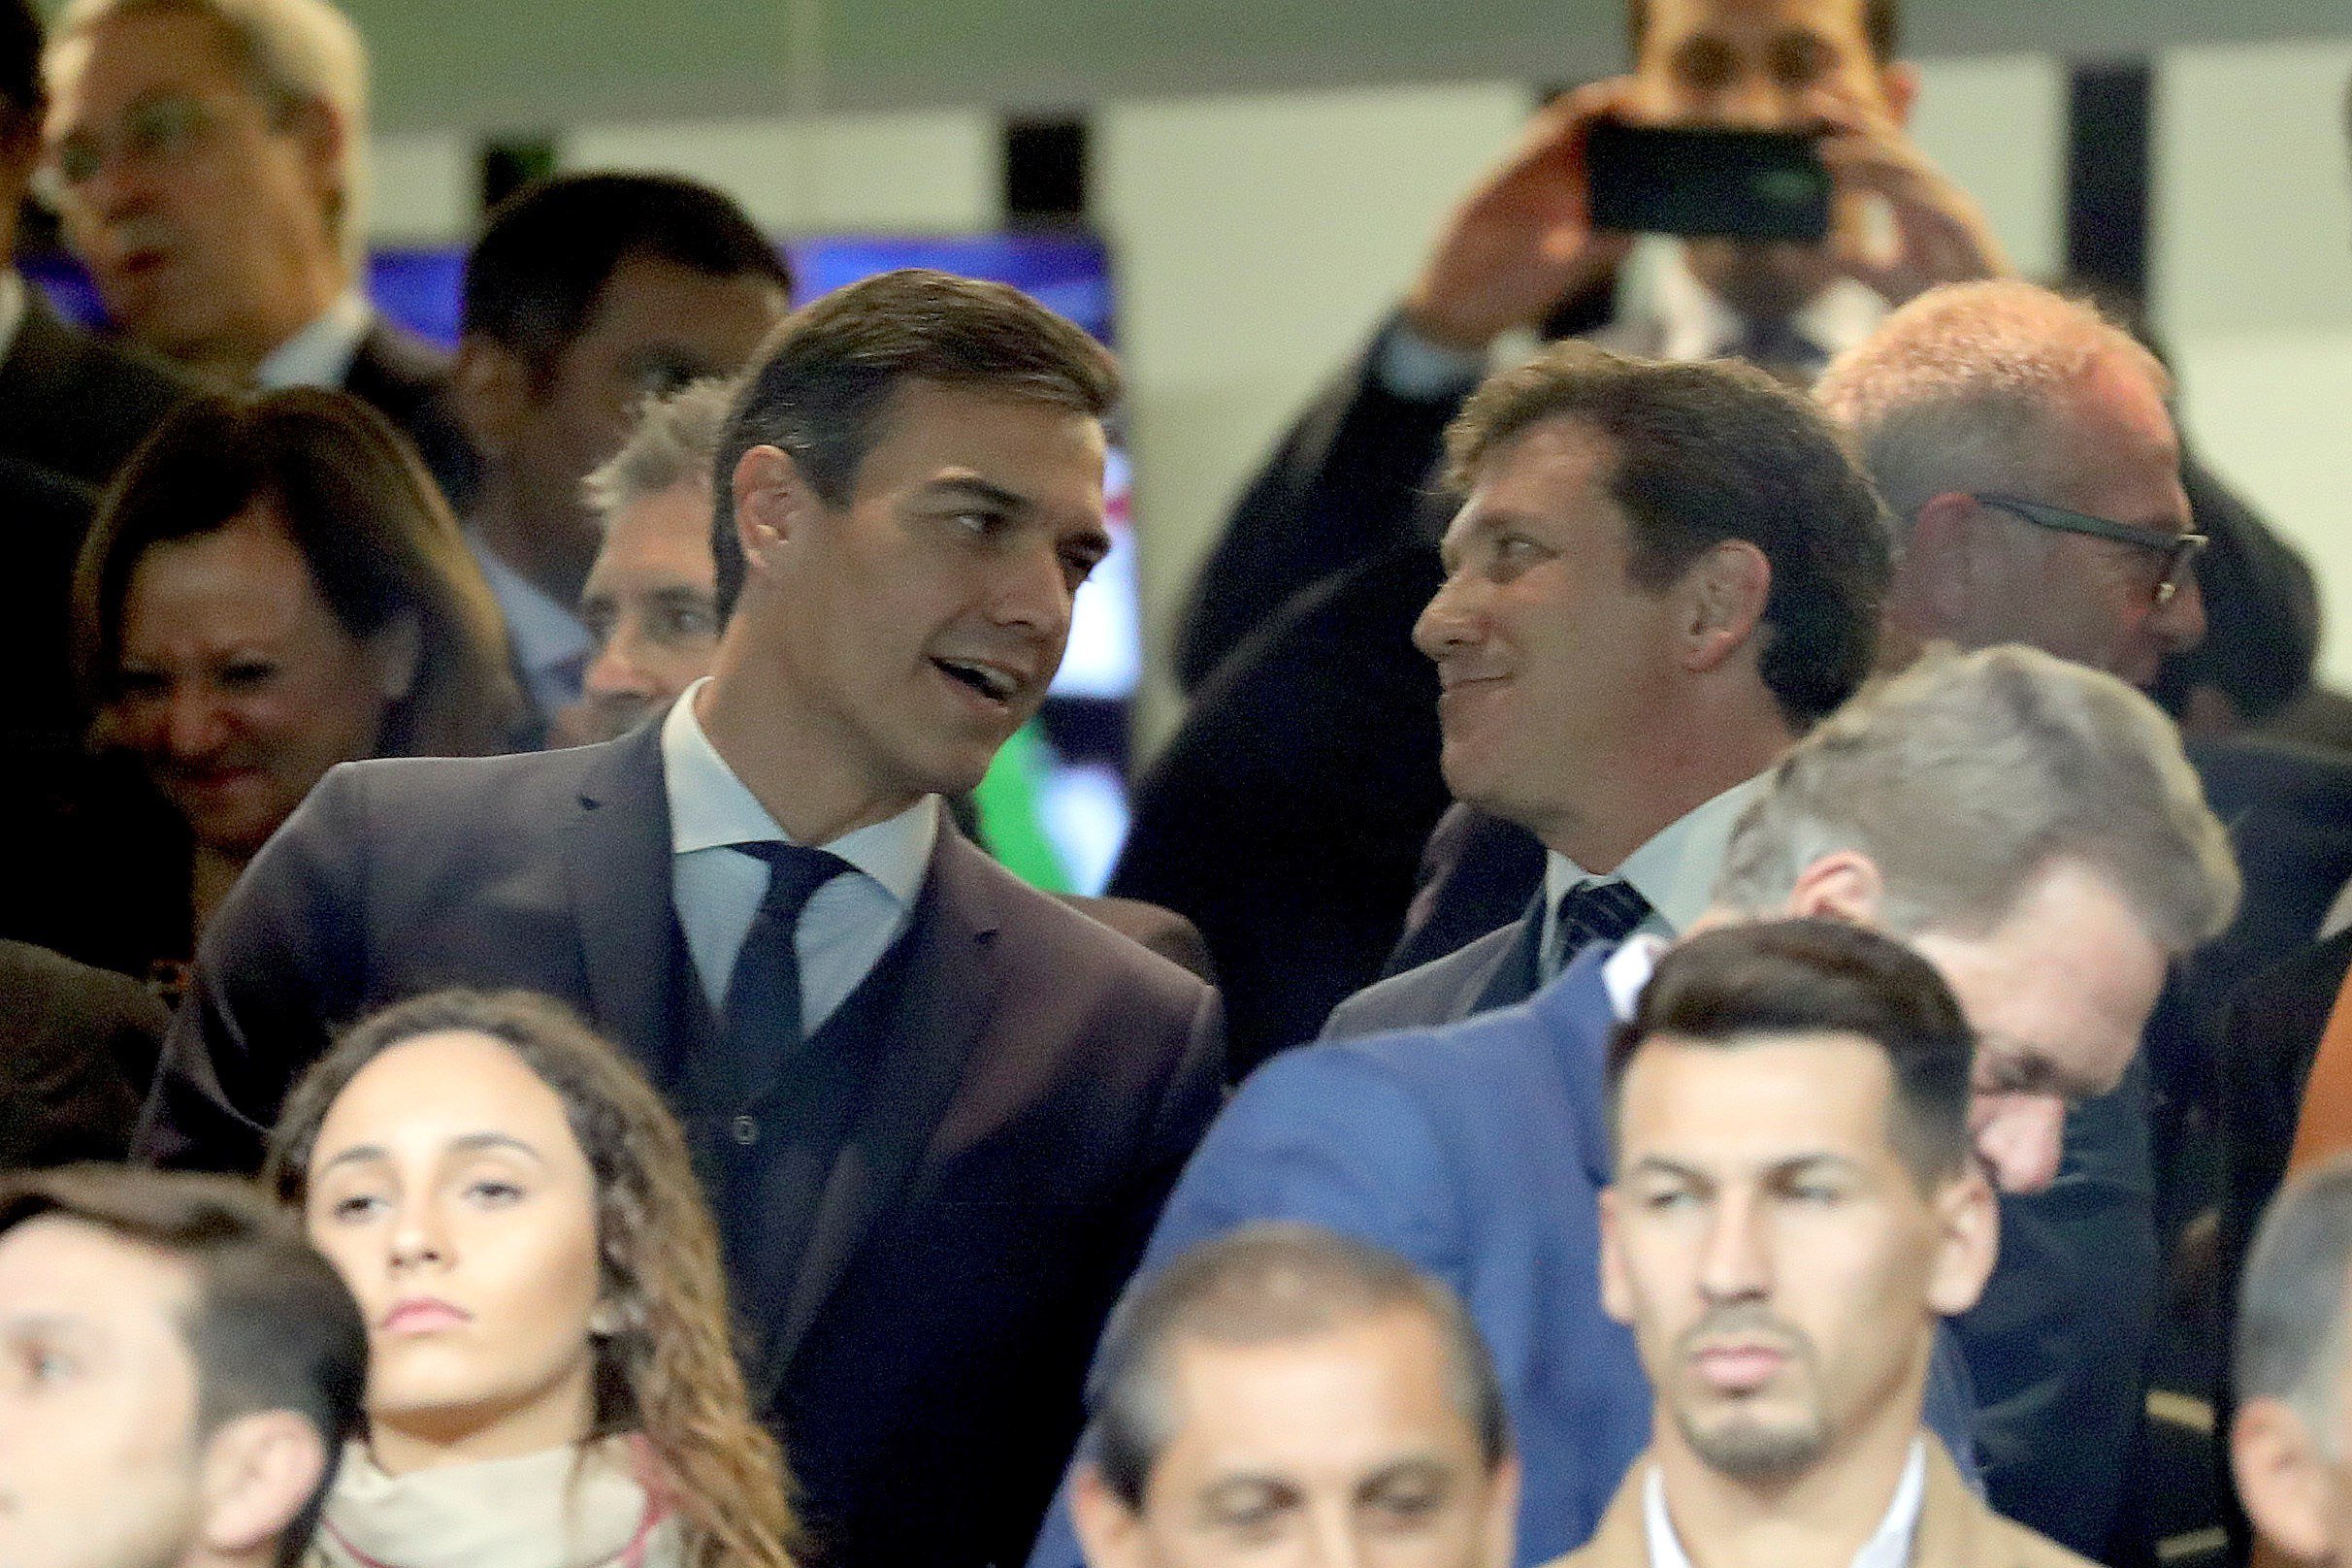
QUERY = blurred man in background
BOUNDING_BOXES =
[41,0,474,501]
[452,173,786,728]
[1069,1224,1519,1568]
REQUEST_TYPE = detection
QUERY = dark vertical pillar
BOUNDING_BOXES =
[478,137,559,216]
[2066,62,2153,303]
[1003,116,1089,227]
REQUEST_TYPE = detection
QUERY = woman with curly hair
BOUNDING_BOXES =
[267,990,798,1568]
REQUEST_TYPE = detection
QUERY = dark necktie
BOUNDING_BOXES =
[1547,879,1651,978]
[720,841,851,1105]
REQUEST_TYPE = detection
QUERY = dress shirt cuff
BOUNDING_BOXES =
[1375,313,1490,402]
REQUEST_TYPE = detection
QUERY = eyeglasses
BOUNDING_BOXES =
[1970,493,2208,606]
[41,92,248,197]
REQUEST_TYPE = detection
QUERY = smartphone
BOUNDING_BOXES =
[1585,120,1832,244]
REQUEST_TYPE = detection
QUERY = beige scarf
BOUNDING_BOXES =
[308,1435,681,1568]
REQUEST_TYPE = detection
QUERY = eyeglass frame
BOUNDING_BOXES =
[1967,492,2208,607]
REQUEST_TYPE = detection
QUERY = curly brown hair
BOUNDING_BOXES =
[264,990,798,1568]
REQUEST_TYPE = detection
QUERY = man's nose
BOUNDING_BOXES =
[1412,573,1484,662]
[987,539,1076,638]
[583,624,657,702]
[160,689,231,759]
[1698,1191,1773,1301]
[1975,1094,2067,1194]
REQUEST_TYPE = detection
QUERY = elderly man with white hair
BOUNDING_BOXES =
[40,0,474,501]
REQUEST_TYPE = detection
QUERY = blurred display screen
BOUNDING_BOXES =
[27,231,1140,894]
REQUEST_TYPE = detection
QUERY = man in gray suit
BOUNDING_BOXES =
[137,268,1225,1568]
[1323,340,1887,1041]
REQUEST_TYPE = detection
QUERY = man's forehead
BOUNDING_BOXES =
[51,8,248,99]
[1638,0,1874,49]
[1619,1033,1902,1151]
[0,1216,195,1321]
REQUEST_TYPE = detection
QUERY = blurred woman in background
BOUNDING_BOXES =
[72,388,522,977]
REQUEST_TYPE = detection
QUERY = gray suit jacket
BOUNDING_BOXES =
[1321,897,1542,1040]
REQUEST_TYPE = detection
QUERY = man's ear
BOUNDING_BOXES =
[2233,1398,2336,1565]
[1069,1462,1149,1568]
[196,1410,328,1560]
[451,336,535,456]
[731,444,820,590]
[1924,1165,1999,1319]
[1783,850,1885,926]
[1598,1184,1635,1326]
[1677,539,1771,674]
[280,94,347,230]
[1899,493,1982,637]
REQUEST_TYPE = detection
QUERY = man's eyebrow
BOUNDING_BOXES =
[925,475,1029,512]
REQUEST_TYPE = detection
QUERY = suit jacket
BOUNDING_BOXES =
[1379,800,2163,1557]
[342,318,479,511]
[1026,943,1977,1568]
[0,938,161,1168]
[1547,1441,2095,1568]
[141,721,1225,1568]
[0,293,195,487]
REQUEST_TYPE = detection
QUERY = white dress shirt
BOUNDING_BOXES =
[1644,1439,1926,1568]
[1650,247,1887,367]
[661,680,938,1030]
[465,532,596,717]
[1541,772,1768,978]
[253,288,375,390]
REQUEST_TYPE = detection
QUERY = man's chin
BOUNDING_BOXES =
[1681,239,1842,323]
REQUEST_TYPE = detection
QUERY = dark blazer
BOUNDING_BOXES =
[0,938,161,1168]
[0,292,195,487]
[342,317,479,510]
[141,722,1225,1568]
[1322,889,1540,1039]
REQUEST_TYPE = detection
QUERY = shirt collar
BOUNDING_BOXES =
[464,531,594,681]
[1644,1438,1927,1568]
[253,289,374,390]
[659,679,937,908]
[1545,772,1773,938]
[0,272,27,367]
[1652,247,1887,366]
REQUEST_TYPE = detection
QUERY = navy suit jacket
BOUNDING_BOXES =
[1028,942,1977,1568]
[139,722,1225,1568]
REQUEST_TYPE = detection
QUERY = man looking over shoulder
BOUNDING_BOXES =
[141,268,1225,1568]
[1562,918,2083,1568]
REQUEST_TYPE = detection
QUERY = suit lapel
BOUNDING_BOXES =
[1574,1458,1653,1568]
[1910,1438,1988,1568]
[562,725,684,1082]
[1470,889,1550,1013]
[760,830,998,1384]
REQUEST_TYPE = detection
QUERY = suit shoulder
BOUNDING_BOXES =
[0,939,167,1033]
[1325,921,1519,1039]
[1980,1510,2103,1568]
[959,842,1211,1009]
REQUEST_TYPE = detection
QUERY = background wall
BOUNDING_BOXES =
[351,15,2352,747]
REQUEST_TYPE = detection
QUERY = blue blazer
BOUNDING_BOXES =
[1027,939,1981,1568]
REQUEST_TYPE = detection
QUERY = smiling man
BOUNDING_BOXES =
[1563,919,2086,1568]
[139,268,1225,1568]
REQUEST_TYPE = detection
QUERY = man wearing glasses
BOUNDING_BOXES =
[1816,278,2208,691]
[40,0,475,506]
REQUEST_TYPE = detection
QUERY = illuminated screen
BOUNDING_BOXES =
[26,232,1139,894]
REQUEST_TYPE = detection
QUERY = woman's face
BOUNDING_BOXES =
[303,1029,608,1470]
[108,503,405,858]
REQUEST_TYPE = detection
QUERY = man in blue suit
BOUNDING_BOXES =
[1029,644,2238,1568]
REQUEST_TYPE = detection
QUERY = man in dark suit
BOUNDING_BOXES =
[452,174,789,730]
[39,0,474,503]
[1314,344,1886,1049]
[139,269,1225,1568]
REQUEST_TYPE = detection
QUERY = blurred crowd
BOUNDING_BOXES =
[6,2,2352,1568]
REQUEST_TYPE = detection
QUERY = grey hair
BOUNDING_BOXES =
[2238,1156,2352,1450]
[1813,279,2172,527]
[1713,643,2238,953]
[582,376,736,529]
[1080,1223,1509,1508]
[50,0,370,265]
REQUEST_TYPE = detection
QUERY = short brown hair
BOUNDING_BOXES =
[74,388,524,757]
[267,991,800,1568]
[1609,918,1974,1182]
[710,267,1121,616]
[0,1166,368,1568]
[1443,341,1889,727]
[1626,0,1899,64]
